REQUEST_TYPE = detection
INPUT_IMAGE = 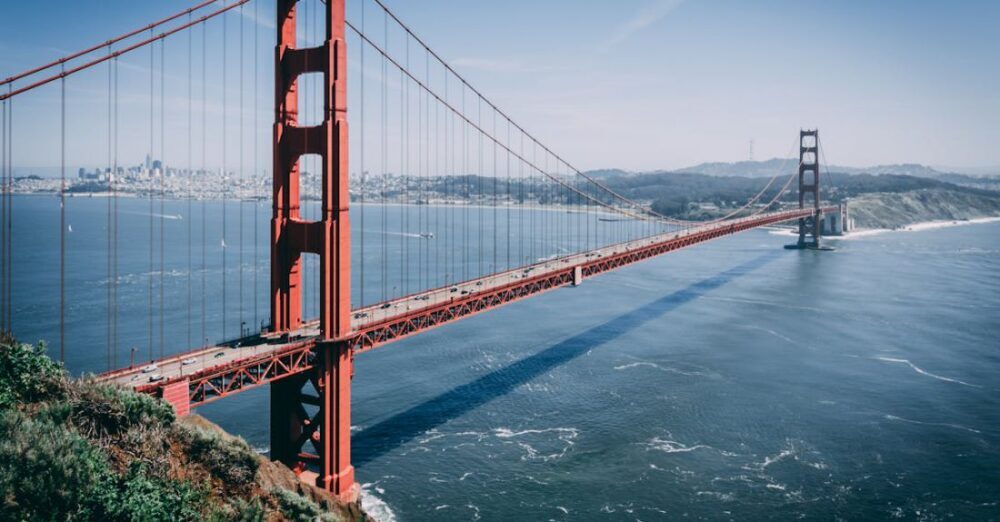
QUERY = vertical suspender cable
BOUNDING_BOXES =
[5,91,11,331]
[505,119,511,271]
[531,142,536,263]
[416,47,423,291]
[477,96,483,278]
[160,40,166,358]
[187,12,194,351]
[201,22,208,347]
[381,11,387,302]
[520,135,526,263]
[462,84,468,281]
[1,96,5,333]
[148,32,155,361]
[222,9,228,341]
[239,3,244,335]
[444,73,450,284]
[253,0,259,331]
[434,70,441,287]
[492,108,497,273]
[113,56,120,368]
[105,56,111,367]
[60,69,66,362]
[402,36,408,296]
[358,0,366,307]
[0,96,5,334]
[360,0,366,307]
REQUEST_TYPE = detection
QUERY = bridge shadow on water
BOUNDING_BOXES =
[353,251,781,467]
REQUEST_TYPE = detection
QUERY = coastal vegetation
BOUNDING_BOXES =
[0,333,367,522]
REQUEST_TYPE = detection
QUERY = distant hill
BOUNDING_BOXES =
[583,166,1000,227]
[670,159,957,179]
[584,160,1000,191]
[579,168,634,179]
[671,158,797,179]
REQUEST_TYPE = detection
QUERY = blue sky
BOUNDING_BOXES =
[2,0,998,172]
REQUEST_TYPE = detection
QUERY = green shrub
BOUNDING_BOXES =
[272,488,339,522]
[94,462,207,522]
[176,425,259,487]
[68,380,175,439]
[0,409,113,521]
[0,341,65,410]
[208,498,267,522]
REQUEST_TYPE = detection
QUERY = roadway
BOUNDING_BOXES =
[102,209,816,390]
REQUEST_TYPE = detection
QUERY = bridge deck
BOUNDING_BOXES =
[101,208,831,404]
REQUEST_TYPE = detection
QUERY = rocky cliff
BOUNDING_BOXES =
[847,188,1000,230]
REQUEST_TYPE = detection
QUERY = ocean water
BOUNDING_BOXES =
[8,195,1000,520]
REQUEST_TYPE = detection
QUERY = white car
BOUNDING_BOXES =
[140,364,158,374]
[147,373,164,383]
[181,358,197,366]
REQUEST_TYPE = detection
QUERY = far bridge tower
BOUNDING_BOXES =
[786,129,831,250]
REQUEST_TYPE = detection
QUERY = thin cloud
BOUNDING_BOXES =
[451,57,578,75]
[603,0,685,50]
[452,57,524,73]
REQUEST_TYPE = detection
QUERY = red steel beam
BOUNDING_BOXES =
[344,208,828,353]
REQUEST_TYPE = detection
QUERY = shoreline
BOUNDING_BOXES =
[11,192,628,219]
[768,216,1000,239]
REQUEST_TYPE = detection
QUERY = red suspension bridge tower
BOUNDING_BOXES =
[787,129,829,250]
[270,0,355,498]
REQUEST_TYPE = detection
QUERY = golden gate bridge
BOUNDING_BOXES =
[0,0,838,499]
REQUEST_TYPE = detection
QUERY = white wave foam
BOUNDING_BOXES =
[737,324,798,346]
[360,483,397,522]
[613,361,706,377]
[493,427,579,439]
[884,414,982,434]
[646,436,711,454]
[417,429,487,444]
[493,427,579,461]
[761,448,795,468]
[121,210,183,220]
[748,440,828,472]
[696,491,735,502]
[874,357,979,387]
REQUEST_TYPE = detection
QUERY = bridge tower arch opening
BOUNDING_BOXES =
[270,0,355,499]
